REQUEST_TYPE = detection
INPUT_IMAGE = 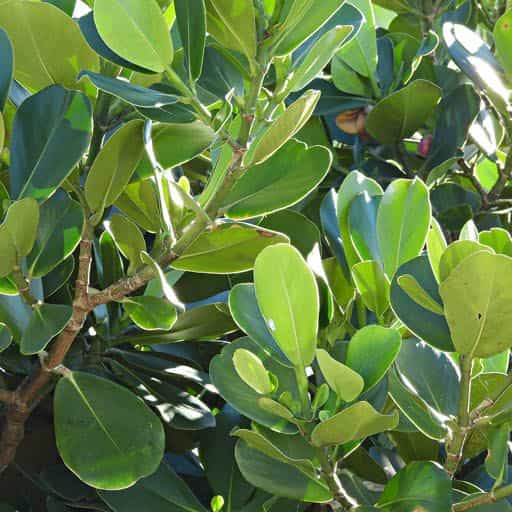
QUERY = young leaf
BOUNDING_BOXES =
[366,80,441,144]
[315,349,364,402]
[172,223,288,274]
[254,244,319,369]
[123,296,177,331]
[426,218,447,283]
[438,241,492,282]
[439,251,512,358]
[205,0,257,64]
[233,348,273,395]
[85,120,145,217]
[352,260,390,318]
[108,214,146,275]
[310,401,399,447]
[20,303,72,355]
[94,0,173,73]
[175,0,206,81]
[54,371,164,490]
[10,85,92,201]
[346,325,401,392]
[376,178,431,278]
[0,0,99,91]
[245,90,321,166]
[397,275,444,316]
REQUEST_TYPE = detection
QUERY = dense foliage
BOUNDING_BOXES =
[1,0,512,510]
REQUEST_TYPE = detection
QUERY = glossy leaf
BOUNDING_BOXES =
[54,371,164,490]
[94,0,173,73]
[123,296,177,331]
[20,303,72,355]
[27,191,84,278]
[85,120,145,216]
[397,275,444,316]
[0,0,99,91]
[254,244,319,368]
[10,85,92,201]
[346,325,401,392]
[224,140,331,219]
[0,28,13,111]
[426,218,447,283]
[349,193,382,263]
[233,348,273,395]
[352,260,389,318]
[311,401,399,447]
[377,178,431,278]
[438,240,491,282]
[108,214,146,275]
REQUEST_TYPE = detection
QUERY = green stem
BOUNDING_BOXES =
[84,91,111,171]
[294,365,310,417]
[445,355,472,476]
[11,267,37,307]
[453,483,512,511]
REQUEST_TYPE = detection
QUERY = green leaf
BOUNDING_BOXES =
[173,223,288,274]
[480,228,512,257]
[245,90,321,166]
[210,337,298,433]
[352,260,390,318]
[229,283,291,366]
[257,397,294,420]
[85,120,144,216]
[311,401,398,447]
[99,462,206,512]
[55,371,164,490]
[20,303,72,355]
[10,85,92,201]
[346,325,401,392]
[377,461,451,512]
[94,0,173,73]
[439,251,512,358]
[426,218,447,283]
[108,214,146,275]
[438,240,492,282]
[0,28,13,111]
[485,424,509,485]
[366,80,441,144]
[337,171,383,269]
[316,348,364,402]
[235,440,332,502]
[495,9,512,80]
[0,0,99,91]
[80,71,178,107]
[175,0,206,81]
[0,198,39,277]
[254,244,319,368]
[233,348,273,395]
[123,296,177,331]
[349,193,382,263]
[205,0,256,64]
[0,323,12,352]
[390,255,454,352]
[376,178,431,278]
[27,191,84,278]
[224,140,331,219]
[397,275,444,316]
[290,25,353,92]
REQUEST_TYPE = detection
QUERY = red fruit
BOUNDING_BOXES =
[418,135,433,158]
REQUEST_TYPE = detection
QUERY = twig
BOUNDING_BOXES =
[453,483,512,511]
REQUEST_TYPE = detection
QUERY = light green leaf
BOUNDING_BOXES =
[426,218,447,283]
[0,198,39,277]
[224,140,331,220]
[257,397,294,420]
[376,178,431,278]
[485,424,509,485]
[366,80,441,144]
[108,214,146,275]
[311,401,398,447]
[85,120,144,217]
[173,223,288,274]
[233,348,273,395]
[346,325,401,392]
[20,303,72,355]
[99,462,207,512]
[175,0,206,81]
[205,0,256,64]
[352,260,390,318]
[397,275,444,316]
[495,9,512,80]
[10,85,92,201]
[480,228,512,257]
[94,0,173,73]
[254,244,319,368]
[0,0,99,91]
[123,296,177,331]
[439,251,512,358]
[438,240,492,282]
[316,348,364,402]
[459,219,479,241]
[27,191,84,278]
[245,90,320,166]
[290,25,353,92]
[55,371,164,490]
